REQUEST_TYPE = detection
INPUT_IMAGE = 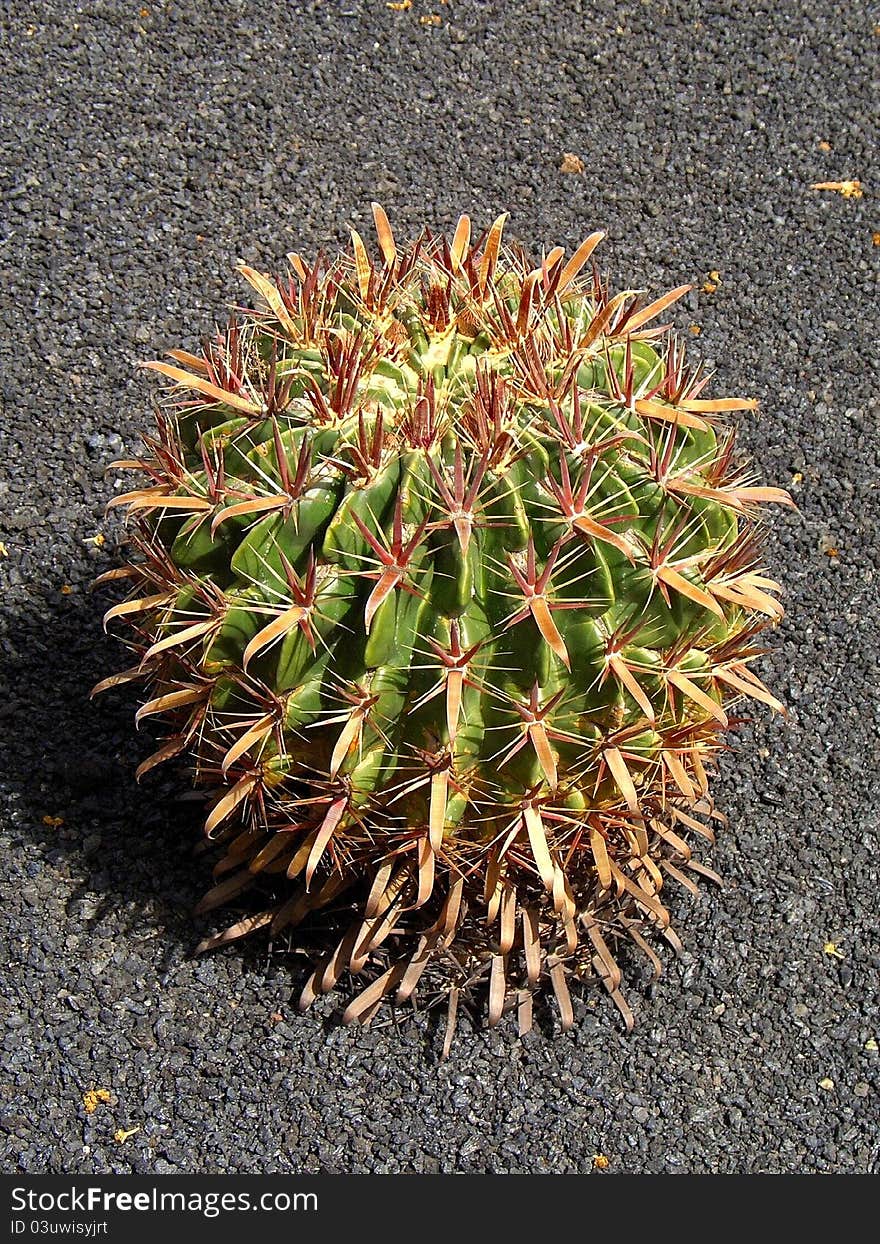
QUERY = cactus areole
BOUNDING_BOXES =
[97,209,791,1044]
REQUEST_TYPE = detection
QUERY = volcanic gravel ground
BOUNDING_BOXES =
[1,0,878,1175]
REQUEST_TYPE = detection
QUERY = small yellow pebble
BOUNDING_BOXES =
[688,324,702,336]
[818,1077,835,1091]
[83,1089,112,1115]
[92,533,106,548]
[873,232,880,246]
[592,1153,610,1170]
[560,152,586,175]
[823,942,845,959]
[817,140,832,152]
[0,542,7,557]
[810,180,863,199]
[419,11,441,23]
[791,471,803,485]
[61,584,74,595]
[386,0,411,8]
[864,1038,878,1052]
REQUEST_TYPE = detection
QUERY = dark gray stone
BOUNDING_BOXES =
[1,0,878,1177]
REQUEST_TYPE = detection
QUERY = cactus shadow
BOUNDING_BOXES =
[0,586,297,980]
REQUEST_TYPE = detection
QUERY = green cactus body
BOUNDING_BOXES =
[98,210,790,1038]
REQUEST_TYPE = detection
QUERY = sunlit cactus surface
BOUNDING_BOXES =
[97,207,790,1044]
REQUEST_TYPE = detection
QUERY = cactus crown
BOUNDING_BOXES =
[98,207,790,1044]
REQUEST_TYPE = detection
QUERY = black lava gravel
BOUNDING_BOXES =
[1,0,878,1175]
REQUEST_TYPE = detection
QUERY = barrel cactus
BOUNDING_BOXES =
[96,208,790,1046]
